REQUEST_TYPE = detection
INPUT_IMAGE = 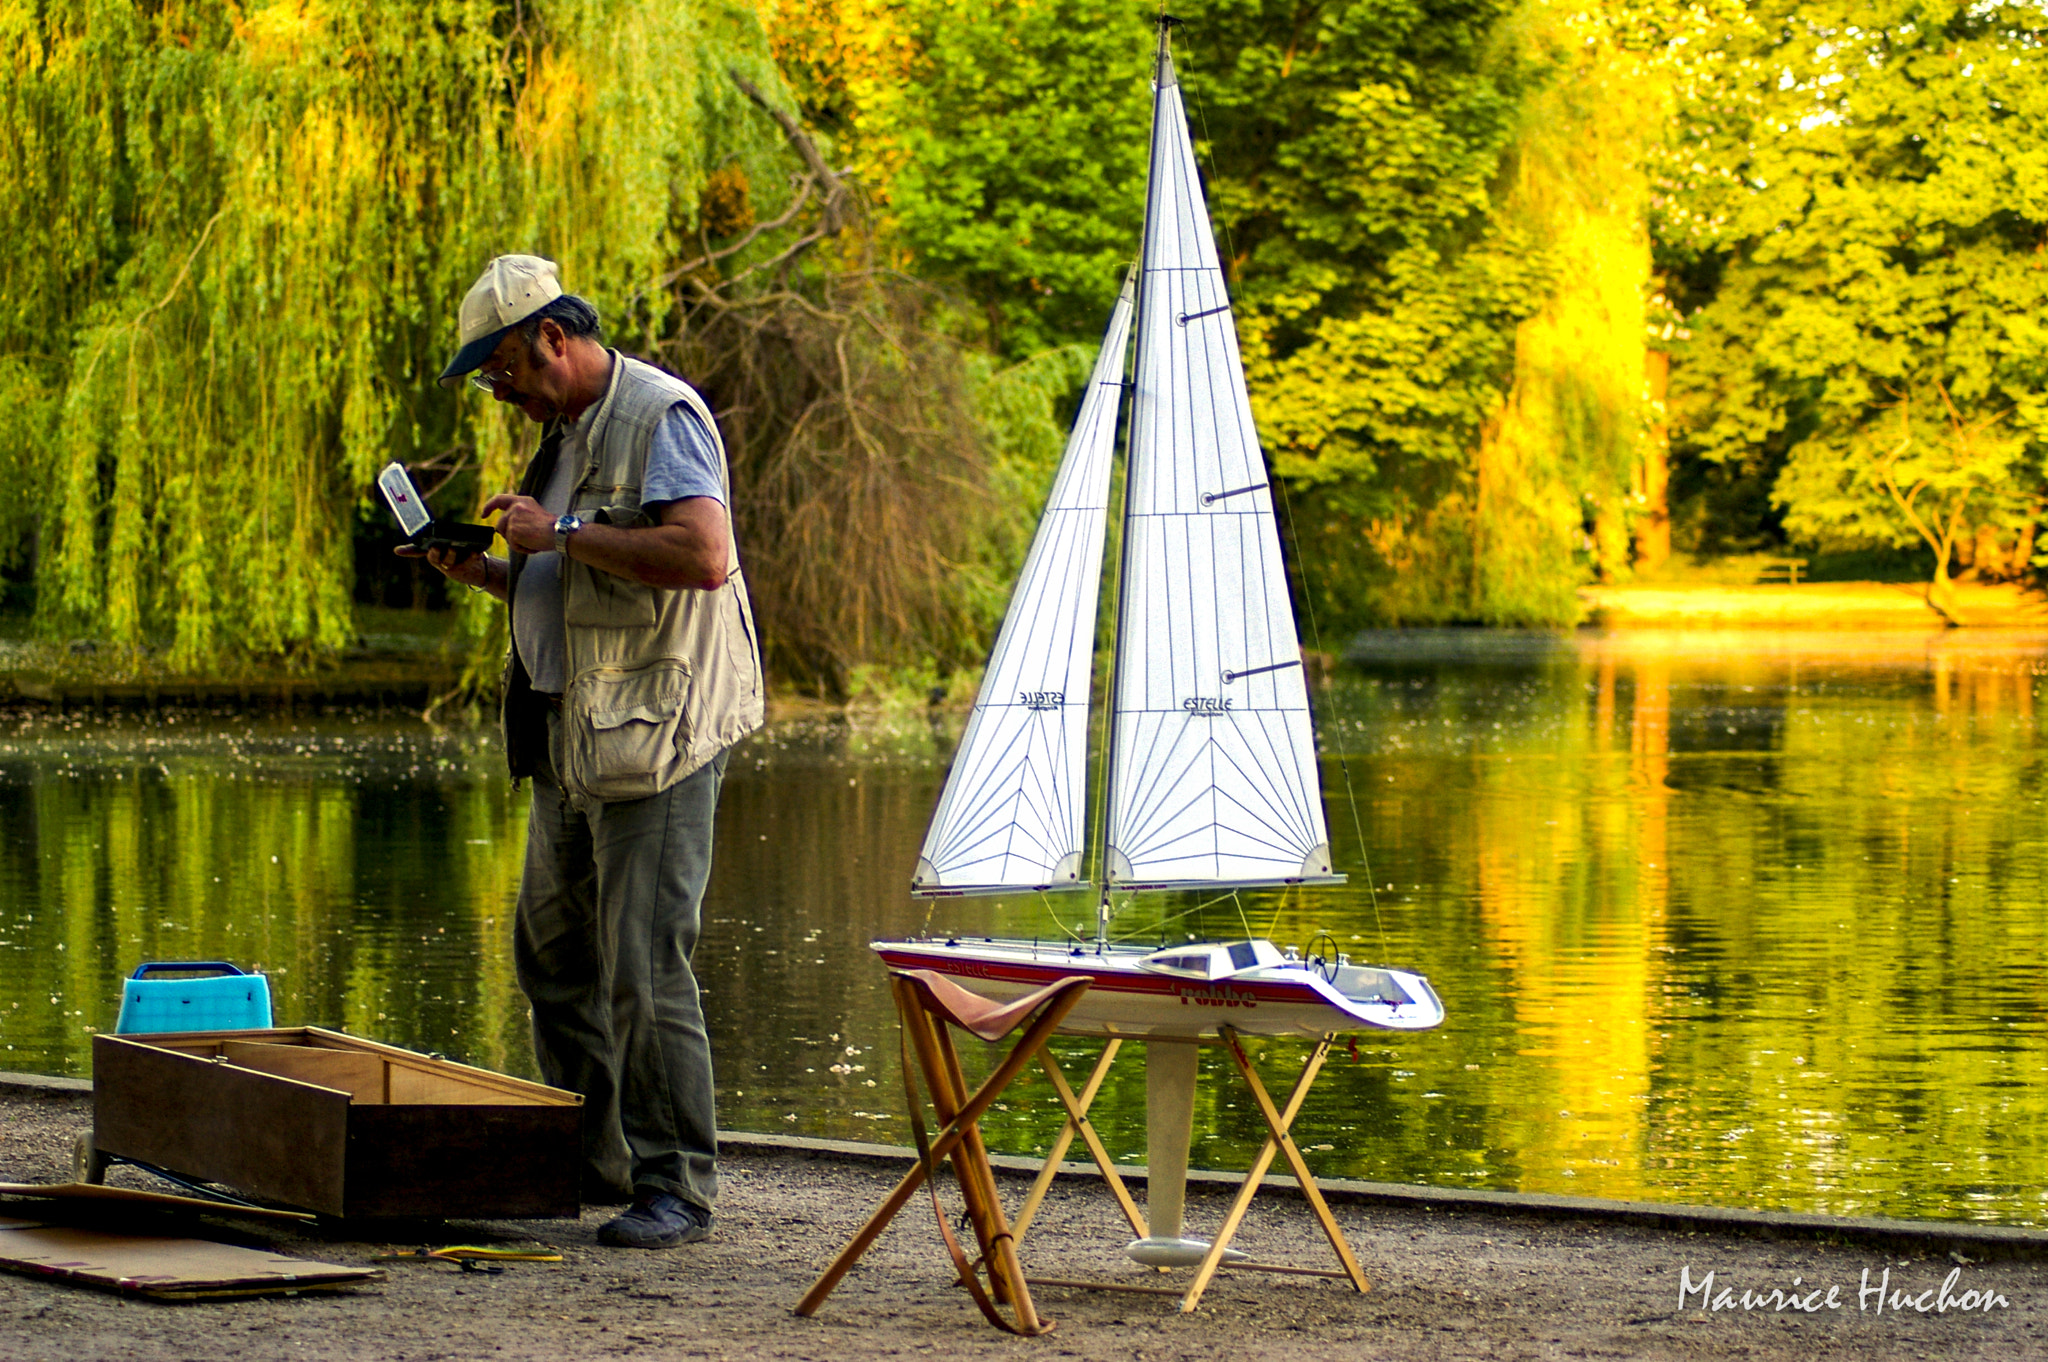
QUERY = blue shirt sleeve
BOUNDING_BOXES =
[642,403,727,508]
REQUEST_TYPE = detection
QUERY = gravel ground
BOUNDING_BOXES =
[0,1088,2041,1361]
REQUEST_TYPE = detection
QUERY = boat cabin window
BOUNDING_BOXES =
[1227,941,1260,971]
[1140,949,1221,979]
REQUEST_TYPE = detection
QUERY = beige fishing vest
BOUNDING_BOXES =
[502,351,764,801]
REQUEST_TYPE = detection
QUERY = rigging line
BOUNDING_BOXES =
[1270,463,1387,962]
[1106,888,1240,944]
[1040,892,1086,945]
[1262,880,1289,942]
[1231,889,1253,941]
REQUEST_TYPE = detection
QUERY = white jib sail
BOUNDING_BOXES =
[1105,50,1337,889]
[912,275,1136,895]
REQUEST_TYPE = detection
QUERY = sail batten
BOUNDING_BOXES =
[911,275,1135,896]
[1104,46,1335,890]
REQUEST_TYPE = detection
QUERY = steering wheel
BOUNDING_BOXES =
[1300,930,1341,983]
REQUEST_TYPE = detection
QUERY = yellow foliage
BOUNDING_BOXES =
[238,0,320,65]
[1475,0,1667,605]
[761,0,919,216]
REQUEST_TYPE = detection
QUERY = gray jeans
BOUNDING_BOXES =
[514,715,726,1211]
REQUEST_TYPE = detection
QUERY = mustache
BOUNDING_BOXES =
[499,386,556,414]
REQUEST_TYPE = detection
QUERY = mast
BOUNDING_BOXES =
[1092,16,1179,943]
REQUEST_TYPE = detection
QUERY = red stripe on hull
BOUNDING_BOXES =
[873,948,1326,1007]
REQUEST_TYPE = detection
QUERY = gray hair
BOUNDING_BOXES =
[520,294,603,350]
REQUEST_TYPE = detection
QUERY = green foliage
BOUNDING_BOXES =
[46,0,2048,680]
[1190,0,1548,484]
[2,0,790,670]
[1663,0,2048,601]
[789,0,1578,632]
[879,0,1154,358]
[859,0,1657,630]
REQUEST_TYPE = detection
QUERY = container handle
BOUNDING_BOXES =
[128,961,249,980]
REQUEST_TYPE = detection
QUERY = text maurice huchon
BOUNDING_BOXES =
[1680,1265,2010,1316]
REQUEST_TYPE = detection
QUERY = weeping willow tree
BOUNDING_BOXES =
[1,0,791,671]
[1460,5,1666,615]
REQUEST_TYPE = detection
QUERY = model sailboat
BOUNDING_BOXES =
[875,27,1443,1044]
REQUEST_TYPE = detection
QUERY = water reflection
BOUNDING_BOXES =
[1,628,2044,1226]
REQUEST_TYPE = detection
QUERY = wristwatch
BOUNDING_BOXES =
[553,512,582,555]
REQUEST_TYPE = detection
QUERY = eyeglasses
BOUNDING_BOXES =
[470,365,517,394]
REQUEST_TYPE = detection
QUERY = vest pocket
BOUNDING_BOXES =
[562,660,693,800]
[563,560,658,628]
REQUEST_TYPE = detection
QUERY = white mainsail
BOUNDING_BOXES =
[912,274,1136,895]
[1104,50,1338,889]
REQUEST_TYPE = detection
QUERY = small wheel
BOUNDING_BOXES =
[73,1131,109,1185]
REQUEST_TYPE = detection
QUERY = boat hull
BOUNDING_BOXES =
[872,938,1445,1040]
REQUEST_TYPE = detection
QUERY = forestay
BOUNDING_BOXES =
[1105,51,1338,890]
[912,275,1136,895]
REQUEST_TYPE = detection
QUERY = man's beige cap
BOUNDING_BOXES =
[438,255,564,388]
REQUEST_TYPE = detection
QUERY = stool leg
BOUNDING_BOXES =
[797,983,945,1317]
[916,989,1085,1334]
[926,1019,1013,1301]
[794,1156,937,1316]
[1180,1113,1287,1312]
[1239,1038,1366,1294]
[1179,1029,1366,1313]
[1014,1040,1144,1244]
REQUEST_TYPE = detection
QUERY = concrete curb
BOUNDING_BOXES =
[0,1071,91,1096]
[719,1130,2048,1262]
[11,1073,2039,1260]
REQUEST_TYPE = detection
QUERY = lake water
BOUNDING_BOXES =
[2,628,2044,1226]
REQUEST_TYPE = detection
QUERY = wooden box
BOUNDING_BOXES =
[91,1027,582,1220]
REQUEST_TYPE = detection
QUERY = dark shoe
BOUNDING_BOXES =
[598,1192,713,1249]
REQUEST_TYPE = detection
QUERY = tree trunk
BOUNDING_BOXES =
[1634,349,1671,572]
[1927,551,1969,627]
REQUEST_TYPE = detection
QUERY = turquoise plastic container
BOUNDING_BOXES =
[114,962,273,1035]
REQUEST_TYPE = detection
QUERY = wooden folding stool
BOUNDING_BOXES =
[1015,1024,1370,1313]
[795,969,1092,1335]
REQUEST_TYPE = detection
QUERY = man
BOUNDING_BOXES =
[410,254,763,1249]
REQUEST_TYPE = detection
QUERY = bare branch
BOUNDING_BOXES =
[729,70,852,236]
[658,180,818,287]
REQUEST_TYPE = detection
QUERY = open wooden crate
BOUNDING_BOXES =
[91,1027,581,1219]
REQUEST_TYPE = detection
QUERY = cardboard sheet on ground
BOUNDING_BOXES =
[0,1182,314,1224]
[0,1224,382,1299]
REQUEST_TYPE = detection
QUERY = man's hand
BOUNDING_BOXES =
[482,493,557,555]
[396,543,504,599]
[475,494,731,591]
